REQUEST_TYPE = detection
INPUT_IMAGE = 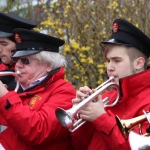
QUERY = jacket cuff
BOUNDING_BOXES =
[92,110,116,134]
[0,91,21,110]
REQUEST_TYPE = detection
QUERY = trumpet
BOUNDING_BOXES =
[0,70,20,92]
[55,76,120,132]
[116,110,150,140]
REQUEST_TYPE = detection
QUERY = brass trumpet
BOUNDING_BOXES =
[55,76,120,132]
[0,70,20,92]
[116,110,150,140]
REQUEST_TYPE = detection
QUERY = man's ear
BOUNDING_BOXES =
[46,63,52,72]
[134,57,145,70]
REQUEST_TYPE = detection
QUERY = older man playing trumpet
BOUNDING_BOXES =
[0,28,76,150]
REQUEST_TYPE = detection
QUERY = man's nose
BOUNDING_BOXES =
[15,59,24,68]
[107,62,115,72]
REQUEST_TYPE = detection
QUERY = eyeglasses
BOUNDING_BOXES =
[12,57,39,65]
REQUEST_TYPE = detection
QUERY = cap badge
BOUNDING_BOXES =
[14,33,22,43]
[112,22,119,33]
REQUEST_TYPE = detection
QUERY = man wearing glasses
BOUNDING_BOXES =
[0,28,76,150]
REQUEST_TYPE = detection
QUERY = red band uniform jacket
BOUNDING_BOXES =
[0,63,15,70]
[0,67,76,150]
[71,69,150,150]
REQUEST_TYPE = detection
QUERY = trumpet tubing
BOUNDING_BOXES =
[0,71,20,92]
[55,76,120,132]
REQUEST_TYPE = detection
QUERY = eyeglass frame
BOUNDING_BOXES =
[12,57,39,65]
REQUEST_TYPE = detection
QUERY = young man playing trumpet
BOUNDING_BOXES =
[71,19,150,150]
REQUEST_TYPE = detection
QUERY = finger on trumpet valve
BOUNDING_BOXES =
[72,97,84,107]
[72,98,78,107]
[80,96,85,102]
[80,92,90,102]
[73,96,87,105]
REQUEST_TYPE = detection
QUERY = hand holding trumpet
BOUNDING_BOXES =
[55,76,120,132]
[72,86,106,122]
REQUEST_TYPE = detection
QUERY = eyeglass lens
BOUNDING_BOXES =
[12,58,30,65]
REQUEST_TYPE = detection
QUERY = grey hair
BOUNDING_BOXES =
[35,51,67,69]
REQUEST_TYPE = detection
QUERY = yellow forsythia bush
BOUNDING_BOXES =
[2,0,150,89]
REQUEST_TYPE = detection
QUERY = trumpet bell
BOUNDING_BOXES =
[116,116,128,139]
[55,107,74,130]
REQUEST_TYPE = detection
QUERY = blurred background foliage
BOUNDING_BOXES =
[1,0,150,89]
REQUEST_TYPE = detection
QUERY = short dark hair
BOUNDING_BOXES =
[7,36,15,43]
[126,46,148,70]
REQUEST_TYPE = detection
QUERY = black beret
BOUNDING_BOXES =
[102,19,150,57]
[12,28,65,57]
[0,12,37,37]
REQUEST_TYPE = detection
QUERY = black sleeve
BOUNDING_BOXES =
[0,69,16,91]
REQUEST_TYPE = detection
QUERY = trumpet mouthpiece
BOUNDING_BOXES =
[16,70,21,75]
